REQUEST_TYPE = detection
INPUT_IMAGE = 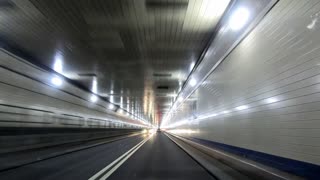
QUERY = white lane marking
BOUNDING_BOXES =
[100,137,150,180]
[89,135,151,180]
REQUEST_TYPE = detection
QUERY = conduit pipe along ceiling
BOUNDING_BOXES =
[161,0,278,128]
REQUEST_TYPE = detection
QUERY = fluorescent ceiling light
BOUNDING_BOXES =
[51,76,63,86]
[189,62,195,72]
[222,110,230,114]
[189,78,197,87]
[265,97,278,104]
[53,53,63,74]
[167,93,177,97]
[229,7,250,30]
[92,78,98,93]
[108,104,115,110]
[203,0,230,19]
[235,105,249,111]
[90,95,98,103]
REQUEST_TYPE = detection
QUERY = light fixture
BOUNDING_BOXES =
[51,76,63,86]
[235,105,249,111]
[92,78,98,94]
[189,62,195,72]
[189,78,197,87]
[118,109,124,114]
[90,95,98,103]
[120,96,123,108]
[53,52,63,74]
[229,7,250,30]
[108,104,115,110]
[265,97,278,104]
[178,96,183,102]
[222,110,230,114]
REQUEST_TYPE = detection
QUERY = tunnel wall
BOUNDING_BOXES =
[167,0,320,170]
[0,127,140,153]
[0,49,141,129]
[0,48,144,153]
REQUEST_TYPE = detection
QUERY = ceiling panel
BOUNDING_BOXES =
[0,0,230,125]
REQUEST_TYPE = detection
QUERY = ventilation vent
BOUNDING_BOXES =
[153,73,172,77]
[145,0,188,10]
[157,86,169,90]
[78,73,97,77]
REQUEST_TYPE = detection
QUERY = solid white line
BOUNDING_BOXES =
[99,137,150,180]
[89,135,151,180]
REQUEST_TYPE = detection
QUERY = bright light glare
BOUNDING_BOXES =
[203,0,230,19]
[108,104,115,109]
[235,105,248,111]
[189,61,195,72]
[92,78,98,93]
[198,113,218,121]
[51,77,62,86]
[53,53,63,73]
[178,96,183,102]
[189,78,197,87]
[167,93,177,97]
[168,129,196,134]
[229,7,250,30]
[142,129,147,133]
[222,110,230,114]
[265,97,278,104]
[148,129,156,135]
[90,95,98,103]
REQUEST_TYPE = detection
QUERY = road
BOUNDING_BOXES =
[0,132,216,180]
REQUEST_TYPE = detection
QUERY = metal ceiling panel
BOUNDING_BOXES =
[0,0,230,125]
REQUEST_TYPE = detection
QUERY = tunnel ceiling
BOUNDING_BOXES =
[0,0,230,125]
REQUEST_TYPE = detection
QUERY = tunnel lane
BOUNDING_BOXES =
[0,132,217,180]
[106,132,216,180]
[0,134,145,180]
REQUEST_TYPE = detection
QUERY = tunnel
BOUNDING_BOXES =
[0,0,319,179]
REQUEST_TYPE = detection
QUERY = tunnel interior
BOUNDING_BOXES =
[0,0,319,179]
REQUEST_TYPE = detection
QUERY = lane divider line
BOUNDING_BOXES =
[89,135,152,180]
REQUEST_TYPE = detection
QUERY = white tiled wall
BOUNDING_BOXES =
[167,0,320,165]
[0,50,141,129]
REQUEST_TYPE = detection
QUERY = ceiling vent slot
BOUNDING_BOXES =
[157,85,169,90]
[153,73,172,77]
[145,0,188,10]
[78,73,97,77]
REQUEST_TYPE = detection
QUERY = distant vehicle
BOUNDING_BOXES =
[157,128,161,133]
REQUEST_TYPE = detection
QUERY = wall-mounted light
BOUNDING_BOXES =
[90,95,98,103]
[189,78,197,87]
[108,104,115,110]
[235,105,249,111]
[189,62,195,72]
[53,52,63,74]
[229,7,250,30]
[118,109,124,114]
[51,76,63,86]
[265,97,278,104]
[222,110,230,114]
